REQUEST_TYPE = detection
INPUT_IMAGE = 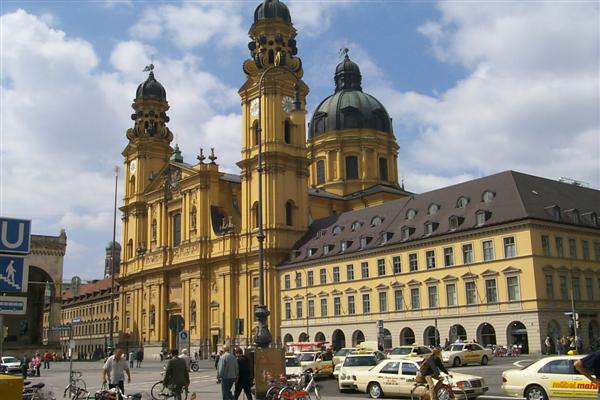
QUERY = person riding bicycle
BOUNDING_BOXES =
[164,349,190,400]
[417,347,450,400]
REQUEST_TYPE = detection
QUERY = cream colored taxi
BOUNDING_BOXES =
[351,358,488,399]
[338,350,386,392]
[333,348,357,378]
[442,343,493,367]
[285,355,306,379]
[297,351,334,377]
[388,345,433,362]
[502,355,599,400]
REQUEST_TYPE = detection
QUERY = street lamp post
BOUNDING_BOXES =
[254,64,305,348]
[108,166,119,353]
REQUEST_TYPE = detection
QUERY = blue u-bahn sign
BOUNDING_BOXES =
[0,217,31,254]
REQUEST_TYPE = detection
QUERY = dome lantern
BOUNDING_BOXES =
[136,71,166,100]
[254,0,292,23]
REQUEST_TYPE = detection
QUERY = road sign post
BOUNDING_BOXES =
[178,330,190,351]
[0,217,31,254]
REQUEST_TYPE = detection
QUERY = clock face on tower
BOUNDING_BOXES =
[281,96,294,113]
[129,160,136,173]
[250,98,259,117]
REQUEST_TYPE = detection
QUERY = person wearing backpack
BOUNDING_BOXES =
[416,347,450,400]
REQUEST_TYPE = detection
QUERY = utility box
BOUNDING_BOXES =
[0,374,24,400]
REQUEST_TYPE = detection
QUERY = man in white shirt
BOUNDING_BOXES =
[102,349,131,394]
[179,348,191,371]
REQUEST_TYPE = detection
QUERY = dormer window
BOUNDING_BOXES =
[406,209,417,220]
[424,222,436,235]
[482,190,495,203]
[428,204,440,215]
[351,221,363,231]
[401,226,413,241]
[476,210,491,226]
[456,197,469,208]
[292,250,301,259]
[332,225,343,235]
[323,244,335,255]
[545,205,561,221]
[449,215,464,230]
[341,240,352,252]
[566,209,580,224]
[380,232,393,245]
[308,248,317,257]
[316,229,326,239]
[360,236,372,249]
[371,216,383,227]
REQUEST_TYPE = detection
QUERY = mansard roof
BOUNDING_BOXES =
[282,170,600,266]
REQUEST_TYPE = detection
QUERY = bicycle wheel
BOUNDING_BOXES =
[151,381,166,400]
[436,384,453,400]
[312,384,321,400]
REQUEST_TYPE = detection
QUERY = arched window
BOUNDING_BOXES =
[151,219,157,242]
[285,201,294,226]
[252,120,259,146]
[252,202,259,228]
[346,156,358,180]
[127,239,133,259]
[149,305,156,329]
[190,206,197,230]
[316,160,325,185]
[482,190,495,203]
[172,213,181,246]
[379,157,388,181]
[284,120,291,144]
[190,301,197,327]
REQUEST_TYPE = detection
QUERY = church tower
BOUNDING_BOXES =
[238,0,310,248]
[121,69,173,273]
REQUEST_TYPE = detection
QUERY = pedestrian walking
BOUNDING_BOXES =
[574,350,600,399]
[32,353,41,377]
[102,348,131,394]
[21,354,29,379]
[215,350,223,370]
[217,345,238,400]
[164,349,190,400]
[136,349,144,368]
[234,348,252,400]
[128,351,135,368]
[180,348,191,371]
[544,336,552,355]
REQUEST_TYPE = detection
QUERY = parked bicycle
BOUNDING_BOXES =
[63,371,87,400]
[95,385,143,400]
[23,381,55,400]
[265,369,321,400]
[150,372,189,400]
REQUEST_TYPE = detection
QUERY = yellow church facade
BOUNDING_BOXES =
[117,0,600,357]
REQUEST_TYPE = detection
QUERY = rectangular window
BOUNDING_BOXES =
[320,269,327,284]
[545,275,554,299]
[333,266,340,283]
[446,283,457,306]
[409,253,418,271]
[568,238,577,259]
[573,276,581,300]
[285,303,291,320]
[379,291,388,312]
[483,240,495,261]
[346,156,359,179]
[296,301,303,319]
[347,264,354,281]
[361,262,369,278]
[507,276,520,301]
[594,242,600,261]
[348,295,356,315]
[559,276,568,300]
[295,272,302,288]
[307,271,314,287]
[428,286,438,308]
[465,281,477,305]
[443,247,454,267]
[462,244,474,264]
[333,297,341,316]
[173,213,181,247]
[362,294,371,314]
[308,299,315,318]
[379,157,388,181]
[585,277,594,301]
[426,250,436,269]
[392,256,401,274]
[394,289,403,311]
[284,275,291,289]
[252,276,259,288]
[541,235,551,256]
[320,298,328,317]
[503,237,516,258]
[582,240,590,260]
[556,237,564,257]
[377,259,386,276]
[485,279,497,303]
[410,288,420,309]
[316,159,325,185]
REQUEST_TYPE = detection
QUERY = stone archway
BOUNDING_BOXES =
[298,332,309,342]
[424,326,440,346]
[314,332,326,342]
[352,330,365,346]
[449,324,467,342]
[283,333,293,343]
[400,327,415,345]
[476,323,497,347]
[507,321,529,354]
[332,329,346,351]
[383,328,392,350]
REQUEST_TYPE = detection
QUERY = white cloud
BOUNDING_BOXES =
[129,3,246,49]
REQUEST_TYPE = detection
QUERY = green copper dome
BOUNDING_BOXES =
[309,54,393,138]
[254,0,291,23]
[136,71,166,100]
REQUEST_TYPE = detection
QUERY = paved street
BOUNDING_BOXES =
[16,355,542,399]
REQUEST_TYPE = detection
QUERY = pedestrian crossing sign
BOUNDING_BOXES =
[0,255,28,293]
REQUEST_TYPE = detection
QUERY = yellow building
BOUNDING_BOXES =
[117,0,599,357]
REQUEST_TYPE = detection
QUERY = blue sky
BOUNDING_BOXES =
[1,0,598,280]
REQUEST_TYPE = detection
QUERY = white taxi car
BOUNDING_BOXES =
[442,343,493,367]
[333,348,357,369]
[285,355,305,379]
[502,355,598,400]
[338,351,386,392]
[297,351,334,377]
[352,359,488,399]
[388,345,433,362]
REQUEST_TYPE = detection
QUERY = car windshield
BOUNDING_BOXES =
[2,357,18,363]
[390,347,412,355]
[344,356,377,367]
[447,345,464,351]
[298,354,315,362]
[335,349,353,357]
[286,357,300,367]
